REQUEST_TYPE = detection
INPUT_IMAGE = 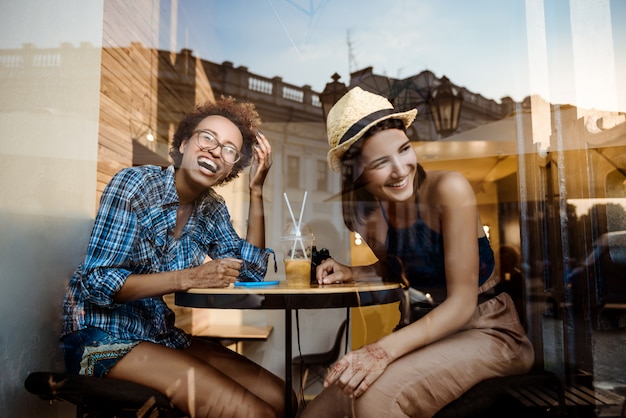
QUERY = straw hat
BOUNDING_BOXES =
[326,87,417,172]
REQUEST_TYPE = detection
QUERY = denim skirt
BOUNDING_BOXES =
[62,327,140,377]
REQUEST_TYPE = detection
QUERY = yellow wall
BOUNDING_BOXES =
[351,303,401,349]
[349,232,401,348]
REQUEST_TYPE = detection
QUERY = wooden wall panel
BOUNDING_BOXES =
[98,0,157,205]
[97,0,216,205]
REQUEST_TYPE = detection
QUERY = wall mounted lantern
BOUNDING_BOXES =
[428,76,464,137]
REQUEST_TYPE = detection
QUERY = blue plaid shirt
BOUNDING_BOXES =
[62,165,273,348]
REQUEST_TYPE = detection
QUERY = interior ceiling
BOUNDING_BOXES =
[414,113,626,187]
[418,154,517,185]
[413,116,519,185]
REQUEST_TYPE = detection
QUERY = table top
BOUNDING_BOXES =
[184,280,401,294]
[175,280,403,310]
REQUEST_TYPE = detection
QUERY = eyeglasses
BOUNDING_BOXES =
[193,130,242,164]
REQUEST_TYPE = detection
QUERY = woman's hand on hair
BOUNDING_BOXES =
[324,342,391,398]
[249,131,272,194]
[316,258,354,284]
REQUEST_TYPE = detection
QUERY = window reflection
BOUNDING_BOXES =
[316,160,328,192]
[287,155,301,189]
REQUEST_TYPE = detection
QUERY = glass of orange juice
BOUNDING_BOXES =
[281,223,314,287]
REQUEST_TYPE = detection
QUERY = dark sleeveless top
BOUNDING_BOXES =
[380,203,495,302]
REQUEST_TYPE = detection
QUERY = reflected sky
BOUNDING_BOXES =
[1,0,625,110]
[180,0,533,99]
[196,0,626,110]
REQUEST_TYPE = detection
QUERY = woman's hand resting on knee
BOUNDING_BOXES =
[324,342,391,398]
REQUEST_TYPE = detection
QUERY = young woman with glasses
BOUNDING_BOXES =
[61,97,293,417]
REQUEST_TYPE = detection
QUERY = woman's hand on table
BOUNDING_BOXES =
[316,258,354,284]
[186,258,242,288]
[324,342,391,398]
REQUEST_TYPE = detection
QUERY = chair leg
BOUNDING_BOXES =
[301,367,310,391]
[296,367,310,403]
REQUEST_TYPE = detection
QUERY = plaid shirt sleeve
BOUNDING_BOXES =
[76,168,146,306]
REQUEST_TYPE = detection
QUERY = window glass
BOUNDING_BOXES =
[2,1,626,412]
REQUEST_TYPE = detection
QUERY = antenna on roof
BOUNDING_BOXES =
[347,29,357,73]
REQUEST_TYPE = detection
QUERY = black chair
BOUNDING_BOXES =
[292,319,348,398]
[24,371,186,418]
[433,369,566,418]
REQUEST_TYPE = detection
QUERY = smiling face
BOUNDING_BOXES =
[359,128,418,202]
[177,115,243,192]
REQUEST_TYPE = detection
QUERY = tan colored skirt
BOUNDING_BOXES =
[301,279,535,418]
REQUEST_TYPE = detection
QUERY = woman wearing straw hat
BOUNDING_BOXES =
[302,87,534,417]
[61,97,294,417]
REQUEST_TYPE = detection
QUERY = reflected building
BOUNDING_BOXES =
[348,65,516,141]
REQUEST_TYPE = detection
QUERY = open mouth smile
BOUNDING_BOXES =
[386,176,408,188]
[198,156,218,174]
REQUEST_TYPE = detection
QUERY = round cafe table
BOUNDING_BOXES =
[175,280,403,417]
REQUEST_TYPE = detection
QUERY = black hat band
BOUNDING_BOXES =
[338,108,396,146]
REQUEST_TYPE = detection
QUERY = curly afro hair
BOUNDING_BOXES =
[169,96,261,185]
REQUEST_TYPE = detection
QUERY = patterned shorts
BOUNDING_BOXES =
[62,327,140,377]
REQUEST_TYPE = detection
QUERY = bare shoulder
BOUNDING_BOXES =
[424,170,475,205]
